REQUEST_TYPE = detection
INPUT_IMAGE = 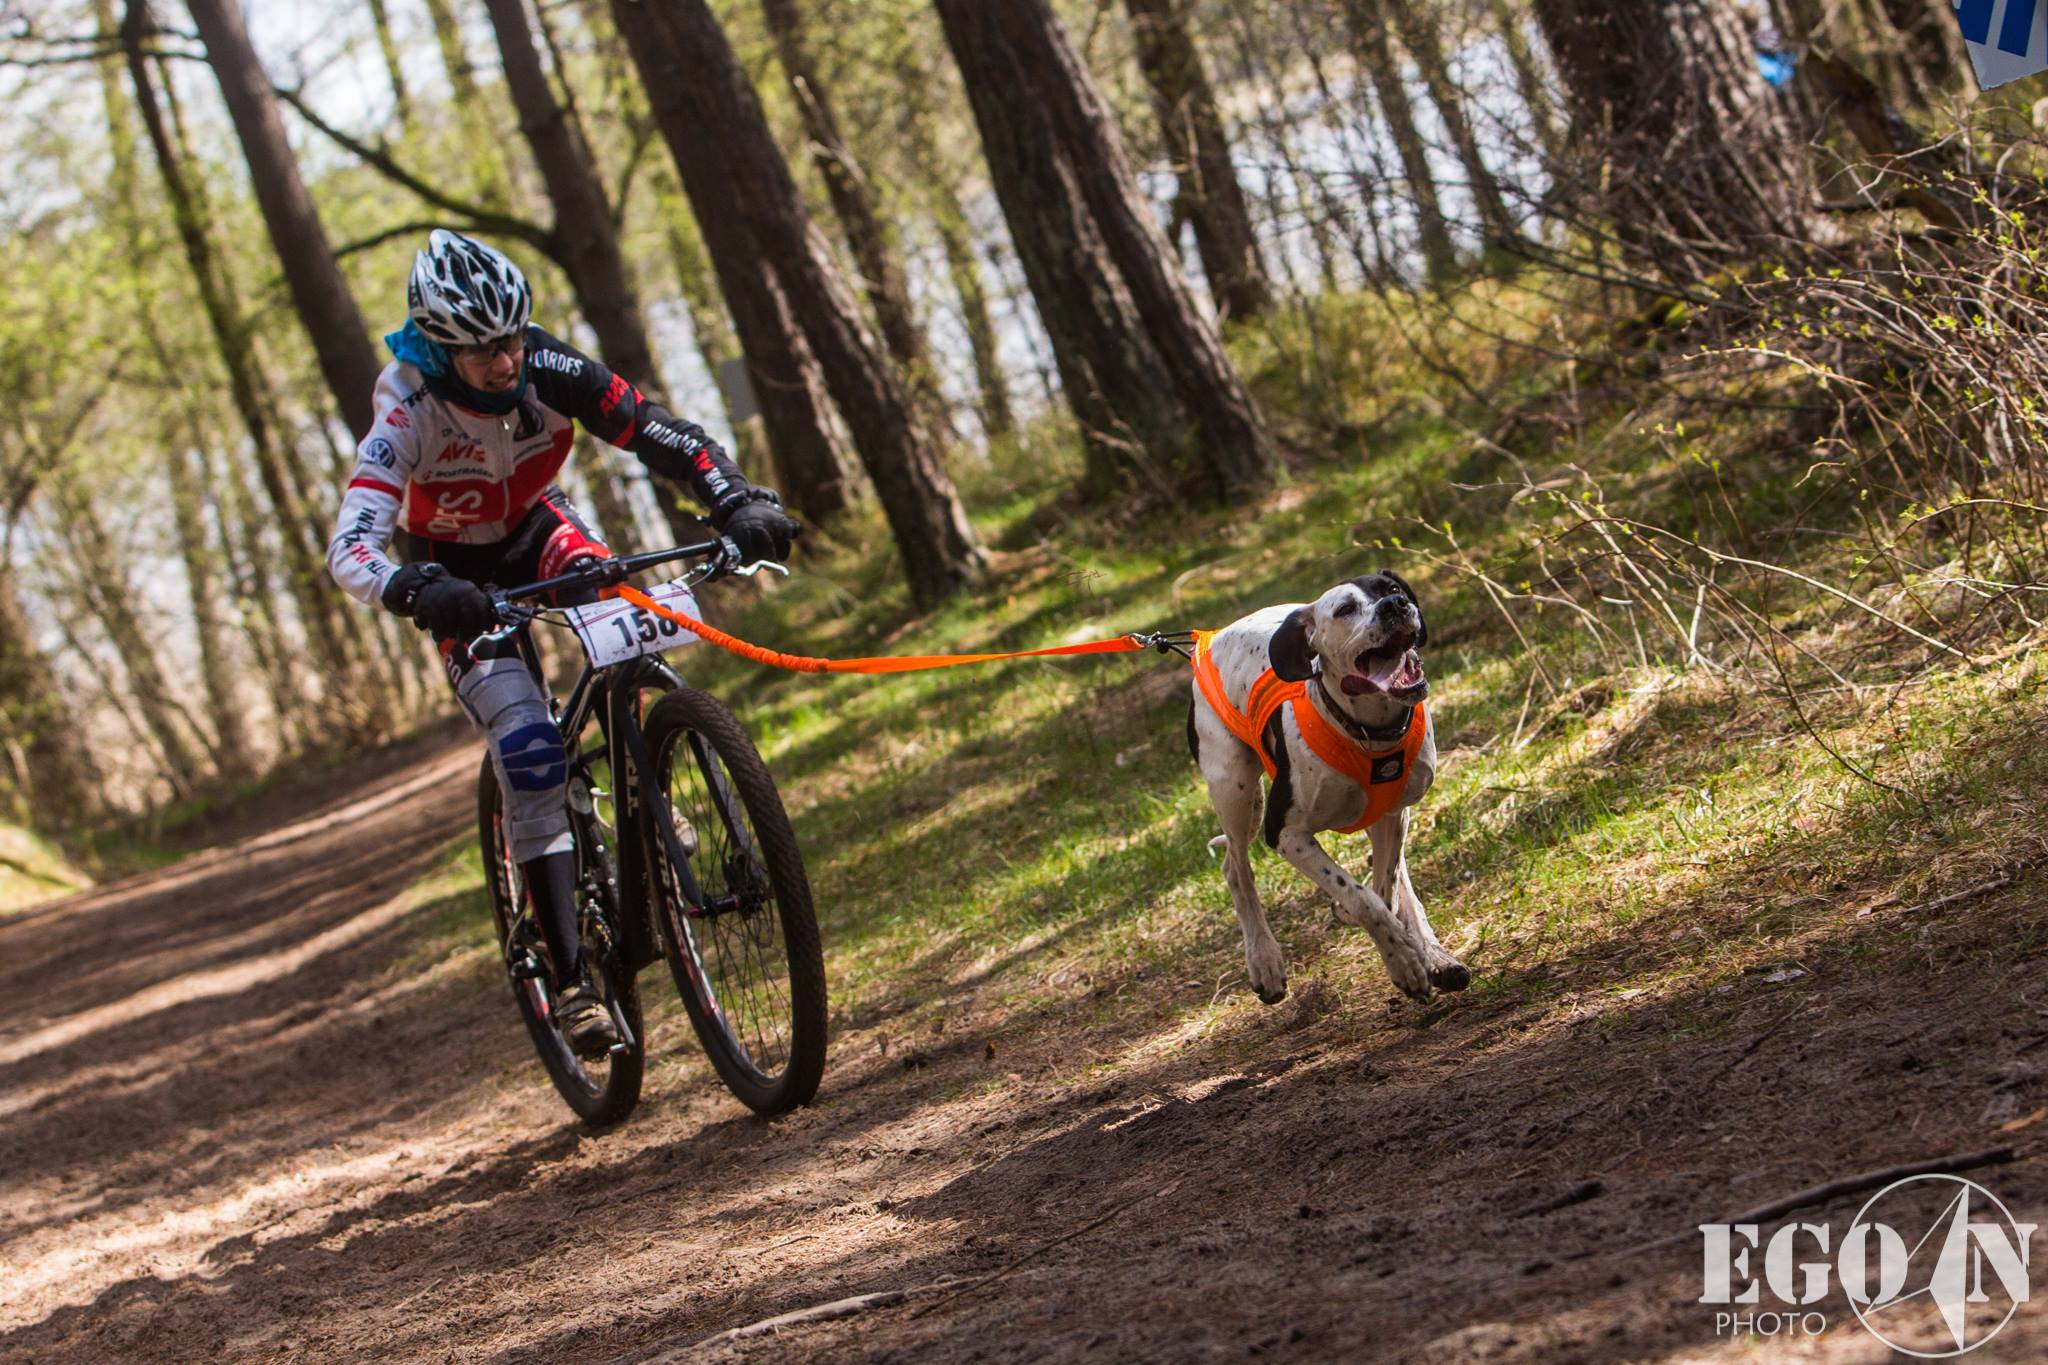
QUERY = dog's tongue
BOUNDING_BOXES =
[1341,650,1424,695]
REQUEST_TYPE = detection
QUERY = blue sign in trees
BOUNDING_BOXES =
[1956,0,2048,88]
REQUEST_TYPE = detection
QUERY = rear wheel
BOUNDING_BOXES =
[478,757,644,1127]
[643,688,826,1114]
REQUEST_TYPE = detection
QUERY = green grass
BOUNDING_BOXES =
[379,275,2048,1083]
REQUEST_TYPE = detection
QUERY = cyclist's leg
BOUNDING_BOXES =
[399,525,590,990]
[444,632,585,987]
[476,492,612,983]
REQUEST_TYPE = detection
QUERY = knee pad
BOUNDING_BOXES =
[456,657,573,862]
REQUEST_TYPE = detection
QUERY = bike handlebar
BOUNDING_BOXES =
[493,538,732,609]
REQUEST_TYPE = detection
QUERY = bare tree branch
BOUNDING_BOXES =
[269,82,559,262]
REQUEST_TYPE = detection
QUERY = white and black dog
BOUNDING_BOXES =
[1188,572,1469,1005]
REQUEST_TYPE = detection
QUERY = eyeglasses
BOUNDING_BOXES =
[452,333,525,361]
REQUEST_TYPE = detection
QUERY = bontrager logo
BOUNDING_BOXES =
[1699,1174,2035,1355]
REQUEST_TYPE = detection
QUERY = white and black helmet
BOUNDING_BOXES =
[407,229,532,347]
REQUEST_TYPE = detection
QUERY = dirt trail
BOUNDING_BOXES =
[2,731,2044,1363]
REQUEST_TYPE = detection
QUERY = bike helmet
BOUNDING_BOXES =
[407,229,532,347]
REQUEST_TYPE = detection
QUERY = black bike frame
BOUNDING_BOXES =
[492,540,726,972]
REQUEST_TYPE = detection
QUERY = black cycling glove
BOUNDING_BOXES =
[715,490,801,566]
[380,562,499,640]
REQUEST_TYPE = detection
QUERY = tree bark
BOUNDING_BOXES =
[1530,0,1813,262]
[572,0,848,515]
[1488,0,1566,164]
[422,0,513,208]
[936,0,1274,501]
[121,2,361,701]
[166,435,255,781]
[936,203,1014,444]
[613,0,985,606]
[216,434,309,750]
[1343,0,1460,284]
[49,489,210,799]
[1121,0,1271,321]
[366,0,412,129]
[482,0,663,394]
[1872,0,1969,101]
[183,0,384,441]
[1387,2,1519,246]
[758,0,954,440]
[895,69,1014,442]
[653,179,806,489]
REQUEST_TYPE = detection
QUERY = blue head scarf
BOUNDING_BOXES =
[385,319,530,416]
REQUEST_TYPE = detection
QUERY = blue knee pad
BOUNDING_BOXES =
[457,656,574,862]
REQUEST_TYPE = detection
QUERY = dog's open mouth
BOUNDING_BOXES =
[1342,630,1426,698]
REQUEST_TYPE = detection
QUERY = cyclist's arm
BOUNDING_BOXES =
[327,371,425,606]
[524,325,752,520]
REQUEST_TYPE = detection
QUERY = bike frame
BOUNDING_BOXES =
[484,538,755,973]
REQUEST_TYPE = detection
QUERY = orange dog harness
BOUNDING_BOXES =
[1191,631,1426,833]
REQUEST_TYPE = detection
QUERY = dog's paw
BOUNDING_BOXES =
[1246,940,1288,1005]
[1383,943,1435,1003]
[1428,958,1472,993]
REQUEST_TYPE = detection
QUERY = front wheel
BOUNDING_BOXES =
[479,757,645,1127]
[643,688,826,1114]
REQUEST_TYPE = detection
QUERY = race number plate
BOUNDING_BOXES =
[565,579,703,668]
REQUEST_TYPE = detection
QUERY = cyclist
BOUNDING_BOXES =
[327,229,798,1058]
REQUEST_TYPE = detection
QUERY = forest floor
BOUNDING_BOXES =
[6,291,2048,1360]
[1,690,2045,1363]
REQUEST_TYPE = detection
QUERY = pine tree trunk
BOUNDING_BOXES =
[936,0,1274,501]
[482,0,662,393]
[658,166,852,519]
[613,0,985,606]
[556,0,824,501]
[121,3,360,701]
[1388,3,1519,245]
[183,0,384,440]
[422,0,513,208]
[50,489,210,798]
[1530,0,1813,260]
[366,0,412,129]
[1488,0,1567,164]
[166,424,255,781]
[1343,0,1460,283]
[758,0,954,440]
[216,437,309,749]
[936,205,1014,443]
[898,69,1014,440]
[1121,0,1271,321]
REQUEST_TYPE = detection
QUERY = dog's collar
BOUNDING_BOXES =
[1313,676,1412,746]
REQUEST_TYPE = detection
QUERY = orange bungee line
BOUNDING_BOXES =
[614,584,1211,675]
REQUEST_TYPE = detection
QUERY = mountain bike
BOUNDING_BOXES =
[473,539,826,1125]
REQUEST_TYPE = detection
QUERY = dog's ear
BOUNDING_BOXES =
[1380,569,1427,648]
[1269,606,1317,681]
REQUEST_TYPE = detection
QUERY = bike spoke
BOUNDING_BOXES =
[664,733,795,1081]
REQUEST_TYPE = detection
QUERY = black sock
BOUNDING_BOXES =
[520,850,583,990]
